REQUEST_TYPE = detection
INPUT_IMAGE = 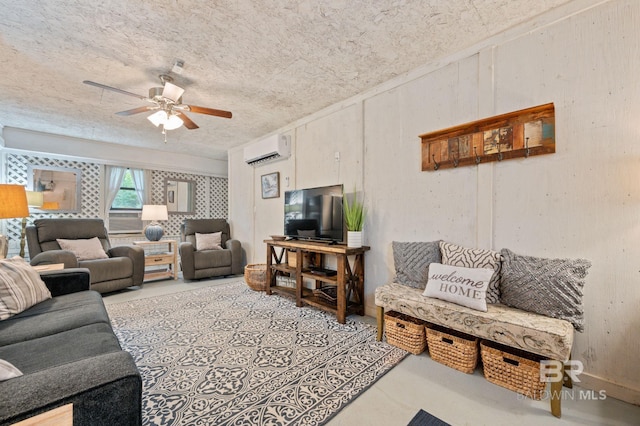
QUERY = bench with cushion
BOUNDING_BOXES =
[375,241,590,418]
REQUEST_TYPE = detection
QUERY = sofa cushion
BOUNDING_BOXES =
[56,237,109,261]
[194,249,232,269]
[0,257,51,320]
[79,257,133,284]
[196,232,223,250]
[376,282,574,360]
[0,290,110,346]
[424,263,494,312]
[499,248,590,332]
[440,241,501,304]
[0,323,121,374]
[392,241,441,289]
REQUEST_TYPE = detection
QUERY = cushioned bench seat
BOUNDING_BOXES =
[375,282,574,361]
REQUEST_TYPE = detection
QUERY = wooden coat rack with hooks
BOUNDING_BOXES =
[420,103,555,171]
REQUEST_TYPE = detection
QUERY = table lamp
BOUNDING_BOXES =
[0,185,29,258]
[21,191,45,258]
[141,205,168,241]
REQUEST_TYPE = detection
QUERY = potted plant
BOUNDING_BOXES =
[343,188,366,248]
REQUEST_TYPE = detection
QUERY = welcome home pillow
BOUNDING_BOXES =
[0,257,52,320]
[440,241,502,304]
[423,263,494,312]
[57,237,109,261]
[195,232,223,250]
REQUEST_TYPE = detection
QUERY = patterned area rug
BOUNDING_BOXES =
[106,281,407,425]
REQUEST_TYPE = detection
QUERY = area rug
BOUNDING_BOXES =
[106,281,407,425]
[407,409,450,426]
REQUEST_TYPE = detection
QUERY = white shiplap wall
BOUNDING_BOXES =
[230,0,640,406]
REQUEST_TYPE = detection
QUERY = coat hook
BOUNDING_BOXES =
[474,147,481,164]
[524,137,530,157]
[453,139,460,167]
[432,154,440,170]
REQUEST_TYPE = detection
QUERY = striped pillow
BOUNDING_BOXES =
[439,241,502,303]
[0,257,52,320]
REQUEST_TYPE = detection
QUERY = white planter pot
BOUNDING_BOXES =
[347,231,362,248]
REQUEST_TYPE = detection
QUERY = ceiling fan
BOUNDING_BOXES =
[83,74,232,138]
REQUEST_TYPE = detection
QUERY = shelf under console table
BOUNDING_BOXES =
[264,239,370,324]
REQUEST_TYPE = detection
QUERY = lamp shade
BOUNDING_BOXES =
[26,191,44,207]
[141,205,168,221]
[0,185,29,219]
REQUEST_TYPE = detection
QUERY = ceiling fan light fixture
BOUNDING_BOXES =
[147,110,167,127]
[164,113,184,130]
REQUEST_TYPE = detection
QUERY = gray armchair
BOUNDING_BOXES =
[179,219,243,280]
[26,218,145,293]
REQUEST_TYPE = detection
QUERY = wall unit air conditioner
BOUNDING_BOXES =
[244,134,291,166]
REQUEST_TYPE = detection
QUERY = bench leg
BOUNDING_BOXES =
[376,306,384,341]
[550,379,562,418]
[564,354,574,389]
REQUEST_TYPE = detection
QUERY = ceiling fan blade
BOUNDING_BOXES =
[162,82,185,103]
[115,106,154,116]
[176,112,199,130]
[185,105,232,119]
[83,80,147,100]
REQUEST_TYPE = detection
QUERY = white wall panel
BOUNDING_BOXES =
[229,0,640,403]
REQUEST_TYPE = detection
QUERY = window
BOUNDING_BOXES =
[108,168,144,233]
[111,169,143,210]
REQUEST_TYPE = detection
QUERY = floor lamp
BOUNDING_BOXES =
[0,185,29,259]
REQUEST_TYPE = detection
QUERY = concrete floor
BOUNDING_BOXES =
[103,276,640,426]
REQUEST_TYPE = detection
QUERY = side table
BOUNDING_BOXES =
[133,240,178,282]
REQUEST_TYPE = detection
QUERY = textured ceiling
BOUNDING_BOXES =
[0,0,571,161]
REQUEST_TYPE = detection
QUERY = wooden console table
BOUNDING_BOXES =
[265,239,369,324]
[133,240,178,282]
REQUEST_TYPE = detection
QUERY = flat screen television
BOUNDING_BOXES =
[284,184,344,243]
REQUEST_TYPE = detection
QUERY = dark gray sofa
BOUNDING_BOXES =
[26,218,145,293]
[179,218,243,280]
[0,268,142,425]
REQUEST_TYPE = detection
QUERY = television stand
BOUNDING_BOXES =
[264,239,370,324]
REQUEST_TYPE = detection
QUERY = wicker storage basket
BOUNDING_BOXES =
[384,311,427,355]
[426,324,479,374]
[480,340,547,400]
[244,264,267,291]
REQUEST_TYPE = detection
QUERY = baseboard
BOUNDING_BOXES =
[574,373,640,406]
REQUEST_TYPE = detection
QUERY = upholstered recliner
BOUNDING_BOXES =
[179,218,243,280]
[26,218,145,293]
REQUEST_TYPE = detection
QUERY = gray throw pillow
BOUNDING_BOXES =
[499,248,591,332]
[392,241,441,289]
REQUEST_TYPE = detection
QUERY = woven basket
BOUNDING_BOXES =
[426,324,478,374]
[480,340,546,400]
[384,311,427,355]
[244,264,267,291]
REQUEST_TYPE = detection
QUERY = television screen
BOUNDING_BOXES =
[284,184,344,243]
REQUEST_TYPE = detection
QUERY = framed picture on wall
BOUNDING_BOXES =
[261,172,280,199]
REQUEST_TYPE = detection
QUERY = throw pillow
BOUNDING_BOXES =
[423,263,494,312]
[0,256,52,320]
[392,241,442,289]
[500,248,591,332]
[440,241,502,304]
[56,237,109,261]
[196,232,223,250]
[0,359,23,381]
